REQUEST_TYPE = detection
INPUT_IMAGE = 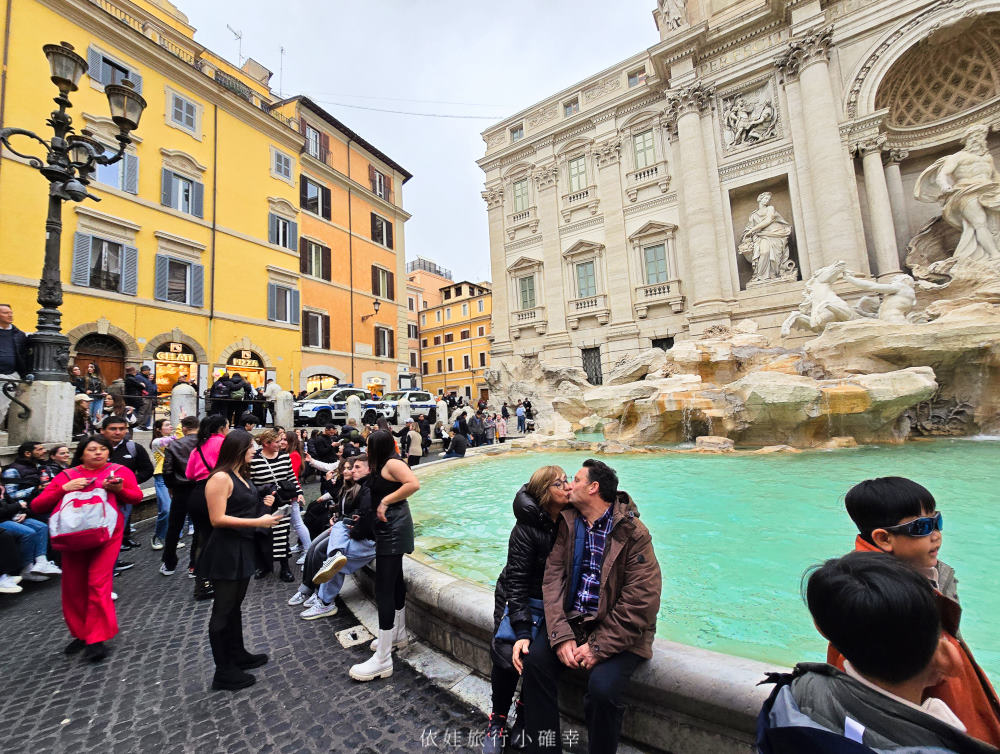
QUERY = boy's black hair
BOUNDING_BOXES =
[180,416,200,430]
[582,458,618,503]
[101,415,128,430]
[845,477,936,540]
[806,551,940,684]
[16,441,41,458]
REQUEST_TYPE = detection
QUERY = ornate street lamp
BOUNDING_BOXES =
[0,41,146,381]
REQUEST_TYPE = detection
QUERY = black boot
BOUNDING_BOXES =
[224,608,268,669]
[211,666,256,691]
[193,579,215,601]
[278,558,294,583]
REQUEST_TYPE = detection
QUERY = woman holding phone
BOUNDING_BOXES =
[200,430,284,691]
[31,435,143,663]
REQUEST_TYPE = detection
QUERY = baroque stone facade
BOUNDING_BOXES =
[478,0,1000,383]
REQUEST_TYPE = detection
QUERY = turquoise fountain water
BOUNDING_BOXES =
[412,440,1000,681]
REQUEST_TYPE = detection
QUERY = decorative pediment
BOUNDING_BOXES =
[562,240,604,259]
[160,148,207,176]
[502,161,535,180]
[628,221,677,242]
[507,256,543,273]
[556,137,593,158]
[267,196,299,218]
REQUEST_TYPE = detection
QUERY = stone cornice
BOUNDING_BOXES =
[851,133,887,158]
[558,215,605,237]
[623,193,676,217]
[717,145,794,182]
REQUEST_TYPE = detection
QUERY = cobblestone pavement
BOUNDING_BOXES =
[0,524,486,753]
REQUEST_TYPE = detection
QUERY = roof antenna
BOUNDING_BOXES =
[279,46,285,98]
[226,24,243,66]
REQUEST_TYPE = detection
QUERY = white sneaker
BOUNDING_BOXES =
[313,552,347,585]
[150,537,164,550]
[20,568,48,582]
[300,599,338,620]
[177,541,186,549]
[287,590,309,606]
[159,563,175,576]
[295,553,306,566]
[303,594,318,609]
[187,525,195,536]
[111,591,118,601]
[33,557,62,575]
[0,574,23,594]
[350,629,394,681]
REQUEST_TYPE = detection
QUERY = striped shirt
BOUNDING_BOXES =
[248,451,302,497]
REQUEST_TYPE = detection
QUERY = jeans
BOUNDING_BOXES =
[317,522,375,604]
[89,395,104,426]
[0,518,49,566]
[517,416,526,433]
[522,632,643,754]
[153,474,171,541]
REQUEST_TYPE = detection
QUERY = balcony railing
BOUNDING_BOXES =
[512,306,546,338]
[625,160,671,202]
[560,185,599,222]
[633,279,684,316]
[505,206,538,240]
[567,294,609,328]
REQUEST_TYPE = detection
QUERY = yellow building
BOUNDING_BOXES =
[0,0,410,400]
[406,257,453,391]
[419,281,492,401]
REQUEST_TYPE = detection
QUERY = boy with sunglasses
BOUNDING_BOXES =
[829,476,1000,747]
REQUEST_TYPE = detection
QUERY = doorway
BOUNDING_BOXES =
[74,334,126,384]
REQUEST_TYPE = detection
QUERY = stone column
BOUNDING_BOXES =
[593,134,636,327]
[482,185,510,346]
[854,135,900,279]
[666,84,725,309]
[777,27,867,273]
[273,391,294,430]
[534,163,568,335]
[884,149,911,268]
[346,394,362,425]
[170,382,198,426]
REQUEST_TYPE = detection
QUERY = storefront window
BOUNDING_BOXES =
[305,374,339,393]
[154,342,198,396]
[213,350,267,389]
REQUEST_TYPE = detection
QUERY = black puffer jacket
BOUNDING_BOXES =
[493,484,559,640]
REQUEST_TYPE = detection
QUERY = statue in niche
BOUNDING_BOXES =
[723,93,777,149]
[739,192,797,284]
[914,124,1000,264]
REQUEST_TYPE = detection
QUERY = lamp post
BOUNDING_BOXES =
[0,41,146,382]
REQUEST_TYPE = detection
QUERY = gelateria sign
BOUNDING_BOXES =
[155,342,196,363]
[227,350,263,369]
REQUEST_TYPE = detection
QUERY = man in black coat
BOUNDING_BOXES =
[160,416,199,576]
[102,415,153,568]
[313,424,340,463]
[0,303,29,429]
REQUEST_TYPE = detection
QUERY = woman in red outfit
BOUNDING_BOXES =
[31,435,142,662]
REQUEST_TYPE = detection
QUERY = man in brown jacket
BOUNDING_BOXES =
[521,458,661,754]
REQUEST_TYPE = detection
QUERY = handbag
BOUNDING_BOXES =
[495,597,545,643]
[49,467,121,551]
[260,454,299,502]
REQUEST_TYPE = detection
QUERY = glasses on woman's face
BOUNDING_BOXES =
[550,478,570,488]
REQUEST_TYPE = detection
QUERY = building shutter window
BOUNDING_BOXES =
[267,283,277,321]
[299,237,308,274]
[302,312,314,347]
[161,168,174,208]
[322,314,330,350]
[87,47,102,84]
[154,254,169,301]
[120,245,139,295]
[299,175,307,208]
[385,176,393,202]
[71,232,92,286]
[370,213,378,242]
[129,69,143,95]
[371,265,379,296]
[320,185,331,220]
[192,181,204,218]
[191,263,204,307]
[386,271,395,300]
[321,245,331,281]
[287,219,298,250]
[319,132,329,160]
[387,328,395,359]
[368,165,376,192]
[385,219,393,249]
[289,290,300,325]
[123,154,139,194]
[269,213,279,245]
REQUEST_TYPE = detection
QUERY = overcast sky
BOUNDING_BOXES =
[182,0,658,284]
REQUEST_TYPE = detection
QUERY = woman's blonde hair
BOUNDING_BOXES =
[256,428,281,445]
[525,465,567,514]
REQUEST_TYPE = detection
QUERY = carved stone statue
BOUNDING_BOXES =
[723,94,777,148]
[660,0,687,30]
[780,261,860,336]
[914,124,1000,264]
[842,273,918,324]
[739,192,797,284]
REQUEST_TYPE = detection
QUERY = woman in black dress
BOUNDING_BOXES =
[201,430,285,691]
[348,430,420,682]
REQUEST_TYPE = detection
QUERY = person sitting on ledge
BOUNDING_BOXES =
[757,551,997,754]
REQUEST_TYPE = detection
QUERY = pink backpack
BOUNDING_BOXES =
[48,466,122,551]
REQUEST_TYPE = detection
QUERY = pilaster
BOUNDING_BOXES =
[853,135,900,278]
[883,149,911,268]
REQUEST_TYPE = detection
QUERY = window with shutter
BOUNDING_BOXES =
[320,186,331,220]
[121,245,139,296]
[321,245,331,281]
[322,314,330,350]
[191,264,204,307]
[72,233,93,286]
[386,271,395,300]
[123,154,139,194]
[154,254,169,301]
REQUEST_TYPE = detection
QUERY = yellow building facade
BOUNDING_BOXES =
[0,0,410,400]
[419,281,492,401]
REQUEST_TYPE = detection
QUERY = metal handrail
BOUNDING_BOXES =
[1,376,34,420]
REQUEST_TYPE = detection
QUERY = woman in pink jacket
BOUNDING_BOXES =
[183,415,229,596]
[32,435,142,662]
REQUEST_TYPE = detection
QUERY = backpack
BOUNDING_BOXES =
[48,466,123,551]
[230,386,246,400]
[211,380,231,399]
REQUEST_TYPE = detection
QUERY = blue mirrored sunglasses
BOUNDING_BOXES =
[882,512,943,537]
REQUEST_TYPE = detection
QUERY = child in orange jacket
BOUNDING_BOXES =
[826,476,1000,747]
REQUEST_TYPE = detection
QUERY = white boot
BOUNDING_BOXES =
[350,628,394,681]
[370,608,409,652]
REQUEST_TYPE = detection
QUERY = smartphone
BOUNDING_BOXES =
[274,504,291,517]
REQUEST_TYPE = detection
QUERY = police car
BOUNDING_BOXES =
[293,385,392,426]
[378,390,438,423]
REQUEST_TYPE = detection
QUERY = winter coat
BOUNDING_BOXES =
[493,485,559,639]
[542,491,661,662]
[163,434,198,488]
[109,439,154,485]
[2,459,53,505]
[759,662,998,754]
[827,537,1000,747]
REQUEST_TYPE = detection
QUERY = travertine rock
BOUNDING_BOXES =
[606,348,669,385]
[695,436,734,452]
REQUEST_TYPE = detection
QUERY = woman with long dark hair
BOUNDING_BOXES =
[200,430,284,690]
[30,435,143,662]
[184,415,229,597]
[348,430,419,682]
[85,363,105,427]
[480,465,570,752]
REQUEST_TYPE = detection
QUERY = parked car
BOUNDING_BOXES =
[379,390,438,423]
[293,386,392,426]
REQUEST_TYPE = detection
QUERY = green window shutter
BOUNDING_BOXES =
[71,233,93,286]
[192,181,205,218]
[154,254,169,301]
[123,154,139,194]
[161,169,174,208]
[289,290,301,325]
[191,263,204,307]
[121,245,139,295]
[287,219,298,250]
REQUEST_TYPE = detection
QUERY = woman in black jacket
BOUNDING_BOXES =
[481,465,570,754]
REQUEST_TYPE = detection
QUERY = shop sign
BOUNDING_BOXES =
[155,342,196,363]
[228,350,262,369]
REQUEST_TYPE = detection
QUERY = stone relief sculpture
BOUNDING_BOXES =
[739,192,797,284]
[722,92,777,149]
[660,0,687,30]
[914,124,1000,264]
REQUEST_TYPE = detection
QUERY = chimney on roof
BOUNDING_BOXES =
[241,58,272,86]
